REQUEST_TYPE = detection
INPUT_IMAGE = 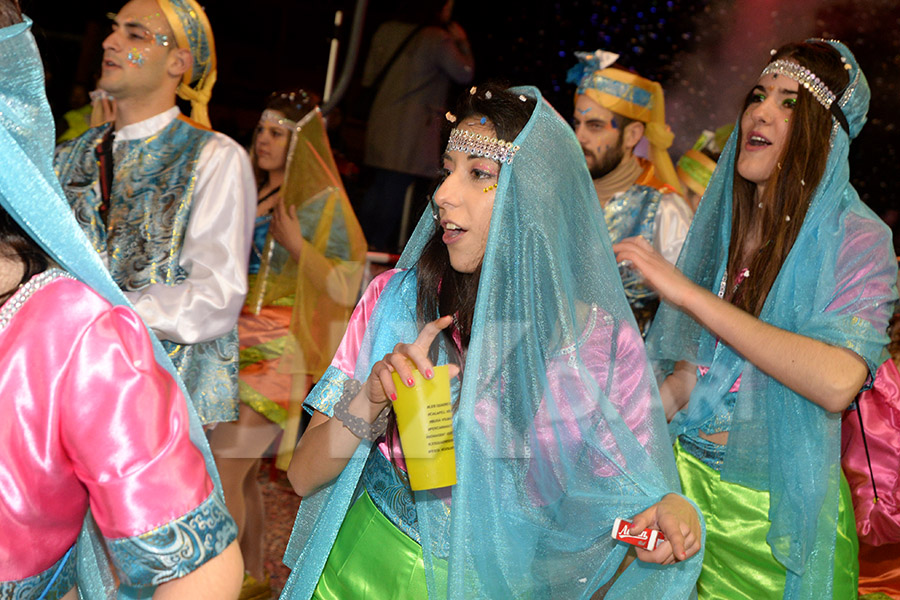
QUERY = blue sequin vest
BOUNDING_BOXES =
[54,117,239,424]
[604,184,662,333]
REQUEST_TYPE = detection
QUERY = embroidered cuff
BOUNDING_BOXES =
[105,491,237,587]
[0,545,76,600]
[304,365,349,417]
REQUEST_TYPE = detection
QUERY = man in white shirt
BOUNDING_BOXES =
[568,49,692,333]
[55,0,255,426]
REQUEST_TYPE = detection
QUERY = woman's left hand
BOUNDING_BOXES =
[629,493,702,565]
[271,194,304,261]
[612,236,697,309]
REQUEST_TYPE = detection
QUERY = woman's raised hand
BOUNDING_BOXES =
[270,194,304,261]
[613,236,697,309]
[365,315,460,406]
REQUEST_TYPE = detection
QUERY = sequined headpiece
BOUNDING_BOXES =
[760,57,849,135]
[761,59,835,108]
[157,0,216,127]
[566,49,682,193]
[260,109,297,129]
[445,128,520,165]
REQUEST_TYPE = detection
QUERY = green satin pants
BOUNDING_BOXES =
[675,440,858,599]
[312,490,447,599]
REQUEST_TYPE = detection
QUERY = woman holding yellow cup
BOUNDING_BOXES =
[284,84,703,599]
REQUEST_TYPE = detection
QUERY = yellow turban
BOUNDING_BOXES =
[158,0,216,128]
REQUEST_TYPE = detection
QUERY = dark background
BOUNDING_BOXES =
[23,0,899,244]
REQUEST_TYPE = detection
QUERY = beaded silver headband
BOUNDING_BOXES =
[760,59,836,109]
[260,109,297,130]
[445,128,520,165]
[760,58,849,135]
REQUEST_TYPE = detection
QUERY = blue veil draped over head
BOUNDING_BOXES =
[0,17,224,599]
[282,87,703,598]
[646,40,897,598]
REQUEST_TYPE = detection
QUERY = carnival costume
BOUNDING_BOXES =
[241,106,366,468]
[646,41,898,599]
[280,87,704,599]
[0,17,235,599]
[567,50,692,332]
[54,0,256,425]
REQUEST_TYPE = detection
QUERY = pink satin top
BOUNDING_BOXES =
[328,269,654,481]
[0,272,212,580]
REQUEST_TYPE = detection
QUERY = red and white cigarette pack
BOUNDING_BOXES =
[611,518,666,551]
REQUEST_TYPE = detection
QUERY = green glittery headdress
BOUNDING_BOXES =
[158,0,216,127]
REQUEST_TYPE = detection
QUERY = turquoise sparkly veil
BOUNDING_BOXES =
[646,41,897,598]
[282,87,703,598]
[0,18,224,599]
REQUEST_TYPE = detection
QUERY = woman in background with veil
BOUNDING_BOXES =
[208,91,366,598]
[280,83,704,599]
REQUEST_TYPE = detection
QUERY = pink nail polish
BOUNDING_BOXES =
[407,377,415,387]
[390,392,397,402]
[425,369,434,379]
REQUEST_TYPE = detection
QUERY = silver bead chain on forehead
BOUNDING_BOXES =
[760,59,837,110]
[445,128,520,165]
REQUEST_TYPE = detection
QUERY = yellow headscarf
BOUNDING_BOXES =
[568,50,682,193]
[676,125,732,197]
[157,0,216,127]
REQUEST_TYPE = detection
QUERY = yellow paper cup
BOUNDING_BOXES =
[391,364,457,490]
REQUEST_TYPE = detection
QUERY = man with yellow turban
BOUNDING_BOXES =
[54,0,256,427]
[568,50,692,333]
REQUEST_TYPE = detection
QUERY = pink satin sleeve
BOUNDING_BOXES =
[59,303,213,538]
[0,277,212,580]
[310,269,402,464]
[329,269,400,377]
[527,308,655,502]
[842,357,900,546]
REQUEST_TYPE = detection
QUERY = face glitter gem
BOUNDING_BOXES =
[127,49,145,66]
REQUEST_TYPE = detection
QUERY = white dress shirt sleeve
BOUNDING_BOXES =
[653,192,693,265]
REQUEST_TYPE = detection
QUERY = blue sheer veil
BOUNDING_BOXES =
[646,40,897,598]
[282,86,703,598]
[0,18,224,599]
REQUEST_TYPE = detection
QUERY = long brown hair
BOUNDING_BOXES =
[728,41,849,316]
[0,0,21,28]
[0,207,50,304]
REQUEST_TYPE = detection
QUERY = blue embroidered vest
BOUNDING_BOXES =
[54,117,238,424]
[604,183,661,305]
